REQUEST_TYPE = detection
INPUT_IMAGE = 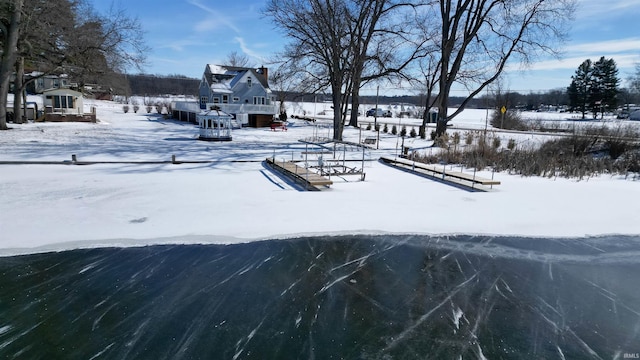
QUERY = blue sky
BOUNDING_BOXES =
[88,0,640,94]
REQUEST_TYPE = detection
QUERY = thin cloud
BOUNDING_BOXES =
[566,38,640,54]
[160,39,214,52]
[234,37,266,64]
[576,0,640,19]
[187,0,240,34]
[529,54,638,72]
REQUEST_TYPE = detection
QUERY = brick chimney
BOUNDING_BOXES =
[259,66,268,83]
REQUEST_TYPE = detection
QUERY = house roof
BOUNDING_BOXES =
[198,108,233,118]
[42,88,82,96]
[210,82,233,94]
[205,64,270,90]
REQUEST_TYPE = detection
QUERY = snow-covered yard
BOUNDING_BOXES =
[1,99,639,256]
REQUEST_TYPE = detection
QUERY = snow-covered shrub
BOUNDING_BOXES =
[452,132,460,146]
[123,105,130,113]
[163,100,172,115]
[434,133,449,148]
[409,127,417,138]
[465,131,474,145]
[492,136,501,149]
[490,109,528,131]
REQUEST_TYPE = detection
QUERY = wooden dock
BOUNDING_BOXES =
[265,158,333,190]
[380,156,500,191]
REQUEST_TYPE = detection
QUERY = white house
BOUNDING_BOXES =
[198,65,277,127]
[43,88,84,114]
[41,88,95,122]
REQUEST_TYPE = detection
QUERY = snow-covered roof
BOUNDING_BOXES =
[42,88,82,96]
[210,82,233,94]
[207,64,228,75]
[197,108,233,118]
[205,64,270,90]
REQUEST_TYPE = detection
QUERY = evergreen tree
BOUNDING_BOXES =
[567,59,592,119]
[593,57,619,117]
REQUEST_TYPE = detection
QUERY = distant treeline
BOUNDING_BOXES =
[127,74,199,96]
[280,91,570,110]
[124,74,638,111]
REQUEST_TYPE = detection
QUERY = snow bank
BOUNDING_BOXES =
[0,100,638,256]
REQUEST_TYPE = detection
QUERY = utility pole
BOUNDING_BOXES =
[375,85,379,149]
[374,85,379,130]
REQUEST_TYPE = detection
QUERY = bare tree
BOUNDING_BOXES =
[414,54,440,137]
[0,0,23,130]
[265,0,353,140]
[626,63,640,106]
[426,0,576,137]
[12,0,78,123]
[346,0,426,128]
[265,0,422,138]
[68,3,148,88]
[0,0,148,129]
[268,65,299,119]
[225,51,252,67]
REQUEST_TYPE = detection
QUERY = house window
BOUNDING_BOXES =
[222,95,229,104]
[247,77,252,88]
[212,97,220,103]
[253,97,265,105]
[200,96,208,105]
[51,95,74,109]
[53,79,60,88]
[233,97,239,102]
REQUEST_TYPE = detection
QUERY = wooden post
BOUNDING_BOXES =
[361,145,365,181]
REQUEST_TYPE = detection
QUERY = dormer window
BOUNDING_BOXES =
[247,77,252,88]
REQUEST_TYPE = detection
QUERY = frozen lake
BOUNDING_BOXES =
[1,235,639,359]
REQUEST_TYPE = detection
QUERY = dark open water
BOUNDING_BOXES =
[1,235,640,359]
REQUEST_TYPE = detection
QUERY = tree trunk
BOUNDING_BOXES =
[332,84,343,141]
[348,73,362,128]
[348,90,360,128]
[435,89,449,138]
[13,57,25,124]
[0,0,24,130]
